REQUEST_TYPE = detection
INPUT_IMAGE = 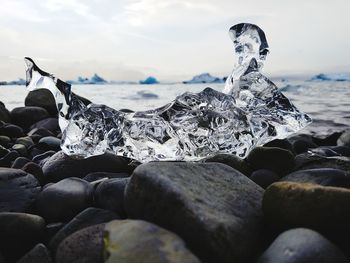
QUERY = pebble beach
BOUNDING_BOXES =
[0,88,350,263]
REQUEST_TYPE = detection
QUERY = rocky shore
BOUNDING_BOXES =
[0,89,350,263]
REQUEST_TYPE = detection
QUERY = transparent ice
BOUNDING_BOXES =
[24,23,311,162]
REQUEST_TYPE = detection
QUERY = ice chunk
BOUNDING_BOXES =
[24,23,311,162]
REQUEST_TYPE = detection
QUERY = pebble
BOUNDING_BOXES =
[250,169,280,189]
[30,118,59,134]
[280,168,350,188]
[0,212,45,262]
[263,182,350,231]
[203,153,252,175]
[0,150,19,167]
[11,157,31,169]
[246,147,295,175]
[49,207,119,253]
[37,136,61,152]
[104,220,200,263]
[55,224,105,263]
[0,102,11,123]
[0,168,40,212]
[125,162,264,263]
[0,135,11,147]
[25,89,58,116]
[95,178,129,217]
[10,106,49,130]
[257,228,348,263]
[17,243,52,263]
[0,123,24,138]
[42,151,134,183]
[22,162,45,185]
[35,177,93,222]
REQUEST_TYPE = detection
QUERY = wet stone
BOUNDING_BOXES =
[25,89,58,116]
[42,151,133,183]
[17,243,52,263]
[280,168,350,188]
[104,220,200,263]
[0,123,24,138]
[49,207,119,253]
[0,168,40,212]
[55,224,105,263]
[0,212,46,262]
[125,162,264,263]
[11,156,31,169]
[250,169,280,189]
[263,182,350,231]
[257,228,348,263]
[246,147,295,175]
[10,106,49,130]
[36,177,93,222]
[95,178,129,217]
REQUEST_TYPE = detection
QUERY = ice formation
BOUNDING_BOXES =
[24,23,311,162]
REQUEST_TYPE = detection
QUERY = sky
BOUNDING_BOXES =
[0,0,350,82]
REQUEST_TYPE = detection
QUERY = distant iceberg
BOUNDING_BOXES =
[67,74,108,84]
[0,78,26,85]
[139,76,159,85]
[310,73,350,82]
[183,73,224,84]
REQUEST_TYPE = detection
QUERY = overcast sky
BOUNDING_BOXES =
[0,0,349,81]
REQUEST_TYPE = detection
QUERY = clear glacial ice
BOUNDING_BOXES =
[24,23,312,162]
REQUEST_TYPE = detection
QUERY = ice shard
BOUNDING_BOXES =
[24,23,311,162]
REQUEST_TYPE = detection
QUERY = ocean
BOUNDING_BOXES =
[1,81,349,136]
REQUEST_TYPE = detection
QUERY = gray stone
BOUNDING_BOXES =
[10,107,49,130]
[263,182,350,231]
[36,177,93,222]
[250,169,280,189]
[55,224,105,263]
[49,207,119,252]
[125,162,264,263]
[246,147,295,175]
[203,153,252,175]
[95,178,129,217]
[0,212,45,262]
[42,151,134,183]
[257,228,348,263]
[25,89,57,116]
[0,168,40,212]
[280,168,350,188]
[17,243,52,263]
[104,220,200,263]
[338,131,350,147]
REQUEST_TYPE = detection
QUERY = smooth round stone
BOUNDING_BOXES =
[42,151,134,183]
[125,162,264,263]
[22,162,45,185]
[32,150,56,166]
[36,177,94,222]
[337,131,350,147]
[0,146,9,158]
[104,220,200,263]
[246,147,295,175]
[288,134,318,154]
[49,207,119,252]
[30,118,59,134]
[0,135,11,147]
[37,136,61,152]
[280,168,350,188]
[0,123,24,138]
[263,182,350,231]
[0,212,46,262]
[263,139,293,152]
[16,136,34,148]
[0,150,19,167]
[17,243,52,263]
[11,157,31,169]
[250,169,280,189]
[28,128,55,138]
[295,152,350,172]
[312,132,342,146]
[257,228,348,263]
[25,89,57,116]
[12,143,28,156]
[83,172,129,182]
[0,168,40,212]
[10,107,49,130]
[203,153,252,175]
[55,224,105,263]
[95,178,129,217]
